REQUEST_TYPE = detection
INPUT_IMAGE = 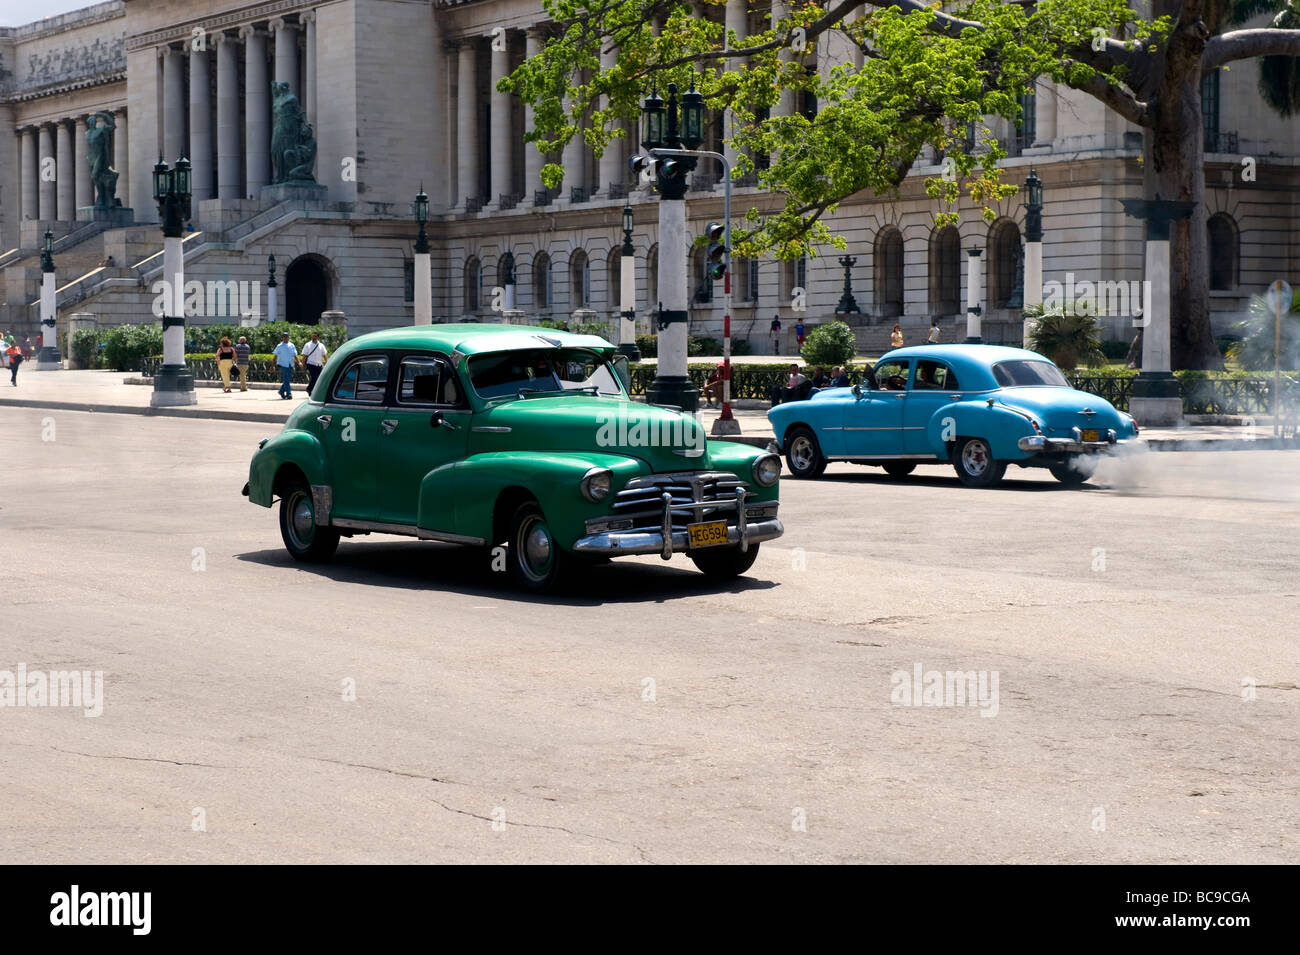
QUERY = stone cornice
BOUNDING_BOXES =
[7,1,123,42]
[126,0,313,52]
[6,69,126,104]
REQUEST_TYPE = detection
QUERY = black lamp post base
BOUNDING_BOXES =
[35,347,62,370]
[646,375,699,413]
[617,343,643,363]
[150,364,198,407]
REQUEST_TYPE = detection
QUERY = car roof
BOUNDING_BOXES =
[877,344,1049,369]
[331,323,615,359]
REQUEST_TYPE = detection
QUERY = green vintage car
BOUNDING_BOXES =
[243,324,783,591]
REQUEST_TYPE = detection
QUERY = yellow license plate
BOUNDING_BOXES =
[1080,429,1100,442]
[688,520,729,549]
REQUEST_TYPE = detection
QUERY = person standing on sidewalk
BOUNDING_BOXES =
[273,332,298,400]
[301,331,328,394]
[6,338,23,386]
[233,336,251,392]
[215,337,237,392]
[770,315,782,355]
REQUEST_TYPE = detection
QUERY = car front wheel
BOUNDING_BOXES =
[952,437,1007,488]
[690,543,760,579]
[279,477,340,561]
[507,501,572,593]
[1049,454,1099,486]
[785,427,827,479]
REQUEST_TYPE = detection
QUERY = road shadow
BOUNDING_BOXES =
[236,540,778,606]
[809,468,1102,492]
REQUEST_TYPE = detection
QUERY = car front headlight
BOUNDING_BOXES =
[580,467,612,502]
[751,453,781,487]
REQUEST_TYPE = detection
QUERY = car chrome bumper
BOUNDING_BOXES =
[573,518,784,558]
[1018,429,1124,454]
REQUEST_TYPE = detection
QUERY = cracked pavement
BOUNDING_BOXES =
[1,408,1297,863]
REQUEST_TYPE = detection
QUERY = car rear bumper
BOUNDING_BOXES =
[1018,429,1125,454]
[573,518,784,558]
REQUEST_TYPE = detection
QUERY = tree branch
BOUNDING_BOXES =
[1061,63,1151,127]
[1202,27,1300,69]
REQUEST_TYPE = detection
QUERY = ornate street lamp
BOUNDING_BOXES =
[34,230,61,369]
[641,87,665,150]
[1021,168,1045,344]
[835,255,861,314]
[680,82,705,150]
[618,203,641,362]
[412,184,432,324]
[150,155,197,405]
[267,254,278,325]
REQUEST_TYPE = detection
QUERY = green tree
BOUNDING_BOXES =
[504,0,1300,370]
[800,320,858,365]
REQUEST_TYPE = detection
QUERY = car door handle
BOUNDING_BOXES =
[895,393,906,399]
[381,419,398,435]
[317,414,332,429]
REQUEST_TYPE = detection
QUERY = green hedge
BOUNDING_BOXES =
[67,322,350,372]
[634,334,751,358]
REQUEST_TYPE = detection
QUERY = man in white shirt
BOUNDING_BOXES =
[301,331,329,393]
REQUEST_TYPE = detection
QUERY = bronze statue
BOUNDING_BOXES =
[270,81,317,183]
[85,111,119,207]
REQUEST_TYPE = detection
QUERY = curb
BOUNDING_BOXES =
[0,396,290,424]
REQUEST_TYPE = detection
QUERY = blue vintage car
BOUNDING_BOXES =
[768,345,1138,487]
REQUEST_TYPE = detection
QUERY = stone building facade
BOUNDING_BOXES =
[1,0,1296,352]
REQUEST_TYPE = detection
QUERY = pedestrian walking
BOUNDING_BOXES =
[795,320,806,348]
[215,336,237,392]
[6,338,23,386]
[927,320,941,344]
[770,315,782,355]
[891,323,904,349]
[23,336,34,360]
[301,331,329,393]
[233,336,251,392]
[273,332,298,399]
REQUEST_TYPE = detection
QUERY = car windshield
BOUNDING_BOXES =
[468,348,624,400]
[992,360,1069,388]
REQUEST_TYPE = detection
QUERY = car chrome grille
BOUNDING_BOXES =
[611,471,750,527]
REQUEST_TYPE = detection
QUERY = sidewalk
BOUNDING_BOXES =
[0,370,1292,451]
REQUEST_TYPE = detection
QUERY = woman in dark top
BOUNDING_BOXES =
[216,336,237,392]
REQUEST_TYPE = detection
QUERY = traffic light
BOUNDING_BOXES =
[704,221,728,281]
[659,157,686,183]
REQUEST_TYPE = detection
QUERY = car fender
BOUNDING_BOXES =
[924,400,1036,460]
[247,431,330,507]
[418,451,646,544]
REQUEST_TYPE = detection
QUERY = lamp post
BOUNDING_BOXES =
[965,246,984,343]
[266,254,278,325]
[413,185,432,325]
[634,82,702,412]
[500,250,516,312]
[1121,198,1195,427]
[150,155,196,407]
[834,255,860,315]
[35,230,62,370]
[618,204,641,361]
[1022,169,1044,346]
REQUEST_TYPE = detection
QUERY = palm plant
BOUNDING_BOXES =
[1025,308,1106,371]
[1227,290,1300,370]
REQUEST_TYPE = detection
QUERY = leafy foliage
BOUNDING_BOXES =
[1026,308,1106,370]
[1227,290,1300,370]
[799,320,858,366]
[100,324,163,372]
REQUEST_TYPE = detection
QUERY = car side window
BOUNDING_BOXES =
[397,356,461,407]
[874,360,909,391]
[913,360,958,391]
[332,355,389,404]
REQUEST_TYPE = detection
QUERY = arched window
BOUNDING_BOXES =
[874,227,904,318]
[464,256,481,313]
[646,244,659,312]
[1207,213,1238,290]
[570,249,590,308]
[533,252,552,310]
[929,226,961,316]
[989,219,1021,309]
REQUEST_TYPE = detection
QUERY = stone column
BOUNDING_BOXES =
[523,28,545,199]
[189,46,213,200]
[428,18,448,211]
[302,11,317,129]
[772,0,794,117]
[597,45,621,197]
[74,116,91,211]
[38,121,55,220]
[724,0,747,173]
[965,247,983,343]
[271,18,300,99]
[113,109,129,208]
[216,33,241,200]
[560,92,583,198]
[242,25,271,194]
[21,127,38,221]
[490,31,512,206]
[1033,77,1057,148]
[162,45,186,163]
[55,121,74,220]
[456,38,479,209]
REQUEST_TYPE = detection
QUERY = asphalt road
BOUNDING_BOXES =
[2,407,1297,863]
